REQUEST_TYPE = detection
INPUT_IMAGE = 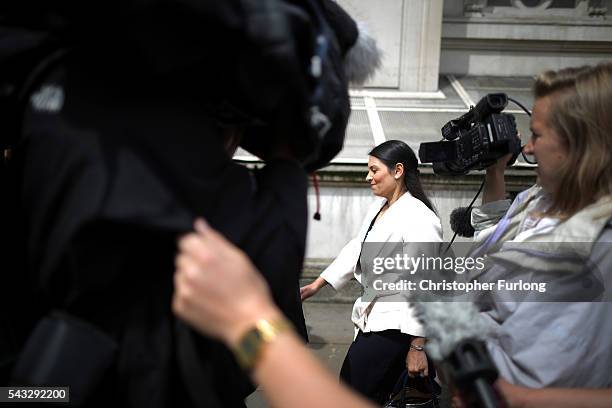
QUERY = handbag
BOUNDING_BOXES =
[383,370,441,408]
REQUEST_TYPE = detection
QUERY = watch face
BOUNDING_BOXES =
[244,330,264,355]
[236,330,265,370]
[234,318,293,370]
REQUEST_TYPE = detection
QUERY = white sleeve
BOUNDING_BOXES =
[319,237,361,291]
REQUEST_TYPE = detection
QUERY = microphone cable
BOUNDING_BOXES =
[445,179,484,253]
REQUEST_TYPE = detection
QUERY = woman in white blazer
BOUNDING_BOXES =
[301,140,443,404]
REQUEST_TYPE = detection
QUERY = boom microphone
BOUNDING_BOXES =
[412,300,500,408]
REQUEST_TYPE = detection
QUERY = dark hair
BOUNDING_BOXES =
[368,140,436,214]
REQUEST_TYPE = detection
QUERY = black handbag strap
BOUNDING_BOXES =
[425,374,441,408]
[393,368,440,408]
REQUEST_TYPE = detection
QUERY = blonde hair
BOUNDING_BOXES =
[533,62,612,217]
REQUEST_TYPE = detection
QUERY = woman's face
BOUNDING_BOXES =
[365,156,398,198]
[524,95,569,195]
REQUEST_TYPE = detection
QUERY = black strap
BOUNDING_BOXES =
[427,374,441,408]
[175,321,222,408]
[364,204,384,242]
[391,359,440,408]
[396,371,439,407]
[357,204,385,272]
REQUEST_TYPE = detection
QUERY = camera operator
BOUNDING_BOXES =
[469,62,612,389]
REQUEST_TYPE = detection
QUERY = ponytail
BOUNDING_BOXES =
[403,169,436,214]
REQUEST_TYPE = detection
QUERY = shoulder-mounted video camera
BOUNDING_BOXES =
[418,93,521,176]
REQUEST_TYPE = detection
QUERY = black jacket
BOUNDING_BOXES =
[16,60,309,407]
[0,1,353,405]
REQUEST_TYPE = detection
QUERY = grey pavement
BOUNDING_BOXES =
[245,302,354,408]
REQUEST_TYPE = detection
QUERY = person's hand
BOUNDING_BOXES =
[450,378,528,408]
[299,277,327,302]
[495,378,529,408]
[173,218,282,347]
[300,283,318,302]
[406,348,429,378]
[486,152,514,175]
[483,138,519,204]
[450,394,465,408]
[486,131,521,175]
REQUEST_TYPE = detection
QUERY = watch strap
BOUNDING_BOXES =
[233,318,293,371]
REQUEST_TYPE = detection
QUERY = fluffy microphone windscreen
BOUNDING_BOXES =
[450,207,475,238]
[343,22,382,85]
[413,301,491,362]
[321,0,382,85]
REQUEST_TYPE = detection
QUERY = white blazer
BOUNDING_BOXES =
[320,192,443,337]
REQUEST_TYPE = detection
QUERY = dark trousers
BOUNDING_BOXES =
[339,330,412,405]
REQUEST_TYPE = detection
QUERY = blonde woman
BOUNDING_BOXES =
[471,62,612,388]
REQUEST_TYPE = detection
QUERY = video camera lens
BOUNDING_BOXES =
[486,94,507,110]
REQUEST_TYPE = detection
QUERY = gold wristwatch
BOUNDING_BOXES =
[232,318,293,371]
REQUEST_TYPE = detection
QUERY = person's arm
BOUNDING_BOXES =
[406,336,429,378]
[301,236,361,301]
[300,276,329,301]
[482,154,511,205]
[496,379,612,408]
[173,219,374,408]
[472,153,515,241]
[250,324,372,408]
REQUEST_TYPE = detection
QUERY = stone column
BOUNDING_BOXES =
[399,0,444,92]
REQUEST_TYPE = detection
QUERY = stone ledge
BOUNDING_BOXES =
[442,38,612,53]
[443,18,612,42]
[313,164,537,192]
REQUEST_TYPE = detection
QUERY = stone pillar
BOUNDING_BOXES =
[399,0,444,92]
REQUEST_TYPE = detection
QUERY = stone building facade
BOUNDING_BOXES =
[236,0,612,259]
